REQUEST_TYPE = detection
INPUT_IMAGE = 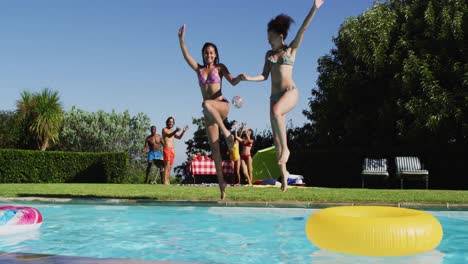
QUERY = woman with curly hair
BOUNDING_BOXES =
[240,0,324,192]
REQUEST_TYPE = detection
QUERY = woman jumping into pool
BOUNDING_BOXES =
[240,0,324,192]
[178,24,241,200]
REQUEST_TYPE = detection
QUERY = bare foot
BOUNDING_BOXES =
[278,149,290,165]
[225,133,234,149]
[220,182,228,200]
[281,172,289,192]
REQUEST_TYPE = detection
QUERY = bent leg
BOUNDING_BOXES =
[203,100,234,148]
[270,88,298,165]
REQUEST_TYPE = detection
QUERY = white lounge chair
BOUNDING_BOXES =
[361,158,389,188]
[395,156,429,189]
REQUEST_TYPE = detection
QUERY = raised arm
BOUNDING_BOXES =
[240,51,271,82]
[163,127,179,139]
[289,0,324,55]
[243,126,254,145]
[239,122,247,136]
[243,134,254,146]
[219,64,241,86]
[233,123,243,141]
[175,125,189,140]
[178,24,200,72]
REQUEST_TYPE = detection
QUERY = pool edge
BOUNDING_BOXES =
[1,197,467,210]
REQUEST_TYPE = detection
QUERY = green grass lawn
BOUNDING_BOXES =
[0,184,467,204]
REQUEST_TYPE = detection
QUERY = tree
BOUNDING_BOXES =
[57,106,150,161]
[0,110,21,149]
[16,88,64,151]
[306,0,467,147]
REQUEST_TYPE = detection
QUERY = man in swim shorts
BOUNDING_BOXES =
[162,117,188,185]
[143,126,164,184]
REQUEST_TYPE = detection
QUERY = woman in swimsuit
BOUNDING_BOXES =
[237,123,254,186]
[239,0,324,191]
[178,24,241,200]
[229,122,242,185]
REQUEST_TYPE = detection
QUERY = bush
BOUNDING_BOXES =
[0,149,128,183]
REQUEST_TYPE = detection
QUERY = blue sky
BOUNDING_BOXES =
[0,0,377,169]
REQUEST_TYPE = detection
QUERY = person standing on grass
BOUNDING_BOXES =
[239,0,324,192]
[229,122,242,185]
[143,126,163,184]
[239,123,254,186]
[162,117,188,185]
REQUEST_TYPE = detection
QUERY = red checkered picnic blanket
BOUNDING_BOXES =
[188,159,234,176]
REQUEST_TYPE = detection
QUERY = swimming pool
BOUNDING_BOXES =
[0,202,467,263]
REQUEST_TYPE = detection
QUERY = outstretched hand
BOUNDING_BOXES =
[314,0,324,9]
[183,125,189,132]
[178,24,186,39]
[241,122,247,132]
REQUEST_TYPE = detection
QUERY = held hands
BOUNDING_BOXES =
[314,0,324,9]
[178,24,186,40]
[240,74,249,81]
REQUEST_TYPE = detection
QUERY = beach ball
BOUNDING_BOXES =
[231,96,243,108]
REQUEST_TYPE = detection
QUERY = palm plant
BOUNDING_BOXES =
[16,88,63,151]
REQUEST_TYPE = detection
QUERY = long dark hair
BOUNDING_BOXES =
[247,129,254,139]
[201,42,220,66]
[267,14,295,40]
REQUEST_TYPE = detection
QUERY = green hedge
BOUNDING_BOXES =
[0,149,128,183]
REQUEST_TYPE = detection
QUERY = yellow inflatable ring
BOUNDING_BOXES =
[306,206,443,256]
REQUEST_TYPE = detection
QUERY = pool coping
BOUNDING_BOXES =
[1,196,467,210]
[0,252,203,264]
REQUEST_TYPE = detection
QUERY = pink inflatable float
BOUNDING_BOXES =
[0,205,43,235]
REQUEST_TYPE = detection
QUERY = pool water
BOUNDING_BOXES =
[0,203,467,263]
